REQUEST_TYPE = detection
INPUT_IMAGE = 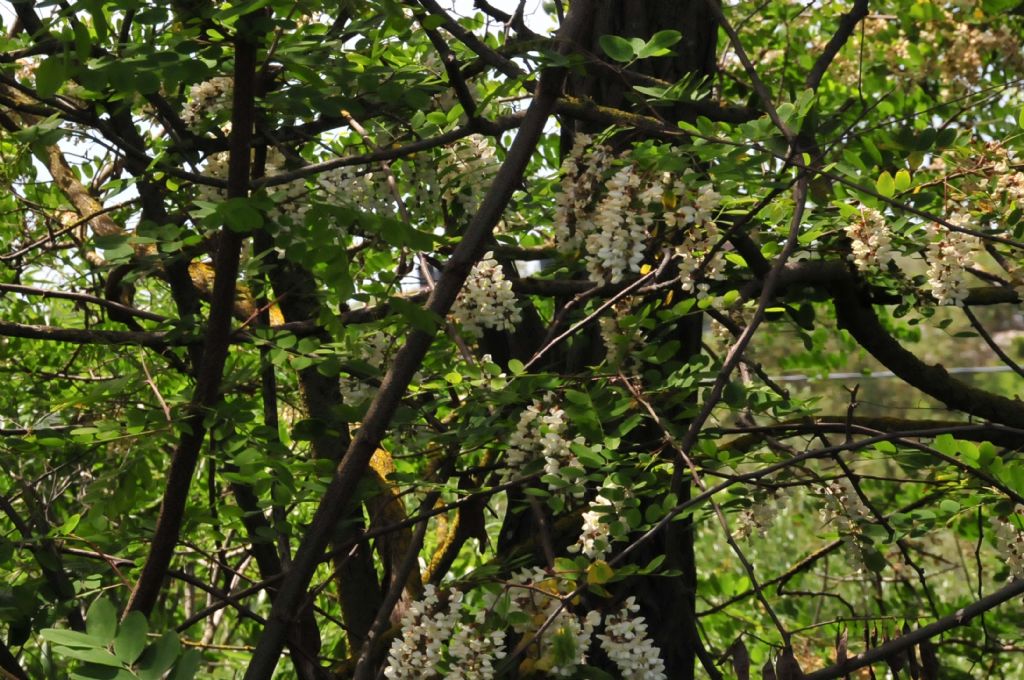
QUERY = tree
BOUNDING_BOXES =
[2,0,1024,677]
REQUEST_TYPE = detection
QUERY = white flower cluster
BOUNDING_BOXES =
[819,478,872,568]
[570,482,634,560]
[554,134,615,254]
[845,205,894,271]
[581,163,650,283]
[554,136,723,286]
[925,213,979,305]
[669,180,725,297]
[339,331,391,405]
[501,397,584,495]
[733,488,790,540]
[597,597,667,680]
[447,612,508,680]
[264,150,311,226]
[438,135,500,215]
[888,12,1024,91]
[194,152,230,205]
[450,253,522,337]
[991,506,1024,580]
[181,76,233,128]
[317,165,395,217]
[574,500,614,560]
[501,568,601,676]
[383,585,461,679]
[384,586,509,679]
[996,169,1024,211]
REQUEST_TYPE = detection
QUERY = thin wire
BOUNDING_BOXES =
[764,365,1019,383]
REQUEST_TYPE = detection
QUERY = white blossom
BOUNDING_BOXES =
[582,163,650,283]
[573,494,615,560]
[447,611,507,680]
[500,398,584,497]
[554,134,614,254]
[819,478,873,569]
[733,488,790,540]
[181,76,233,128]
[992,506,1024,580]
[925,212,979,305]
[500,568,600,676]
[597,597,667,680]
[383,585,461,679]
[438,135,500,215]
[845,205,894,271]
[450,253,522,337]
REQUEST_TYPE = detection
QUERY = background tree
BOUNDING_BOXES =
[1,0,1024,678]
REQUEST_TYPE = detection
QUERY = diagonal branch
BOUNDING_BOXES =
[803,577,1024,680]
[240,4,594,677]
[804,0,869,91]
[832,284,1024,428]
[123,12,262,618]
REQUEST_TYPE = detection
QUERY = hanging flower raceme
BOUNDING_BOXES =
[446,612,508,680]
[669,179,725,297]
[438,135,500,216]
[181,76,233,128]
[581,163,650,283]
[819,478,873,569]
[925,212,979,305]
[597,597,668,680]
[991,505,1024,580]
[499,567,602,677]
[554,134,615,255]
[383,585,461,679]
[569,481,635,560]
[500,396,585,497]
[553,136,724,287]
[733,487,791,540]
[845,205,894,271]
[450,252,522,337]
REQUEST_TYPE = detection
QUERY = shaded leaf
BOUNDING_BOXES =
[113,611,148,664]
[598,34,635,62]
[85,598,118,643]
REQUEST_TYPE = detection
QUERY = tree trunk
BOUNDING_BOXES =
[567,3,718,678]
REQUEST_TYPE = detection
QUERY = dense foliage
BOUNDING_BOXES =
[2,0,1024,678]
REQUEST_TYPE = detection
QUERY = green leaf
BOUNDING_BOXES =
[586,560,614,584]
[598,34,635,62]
[167,650,201,680]
[507,358,525,375]
[51,645,124,667]
[137,631,182,680]
[85,598,118,643]
[113,611,148,664]
[41,629,111,649]
[217,198,264,233]
[36,56,66,99]
[213,0,272,21]
[894,169,912,192]
[420,14,445,29]
[389,297,441,333]
[875,171,895,198]
[637,29,681,58]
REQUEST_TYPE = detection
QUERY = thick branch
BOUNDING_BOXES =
[124,15,260,618]
[804,0,869,91]
[832,285,1024,429]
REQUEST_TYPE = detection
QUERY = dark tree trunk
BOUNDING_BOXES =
[567,3,719,678]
